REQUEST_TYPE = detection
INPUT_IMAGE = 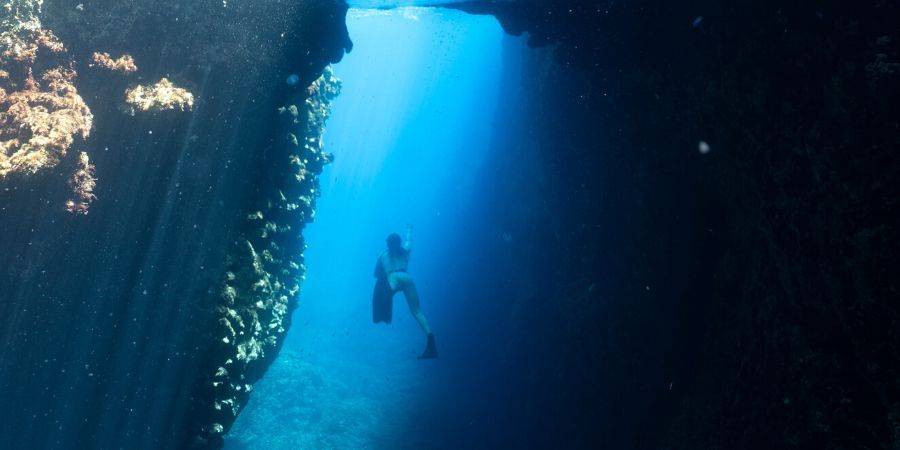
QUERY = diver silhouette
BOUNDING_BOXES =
[373,224,438,359]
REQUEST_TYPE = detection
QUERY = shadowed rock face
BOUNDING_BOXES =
[0,1,350,448]
[207,67,341,445]
[448,1,900,448]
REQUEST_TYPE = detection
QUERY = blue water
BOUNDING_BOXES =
[226,8,531,449]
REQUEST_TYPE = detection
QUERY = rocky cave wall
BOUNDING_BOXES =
[453,0,899,448]
[0,1,350,448]
[208,67,341,444]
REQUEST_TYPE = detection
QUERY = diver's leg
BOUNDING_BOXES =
[402,282,432,335]
[402,280,438,359]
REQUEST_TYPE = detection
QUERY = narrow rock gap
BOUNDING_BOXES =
[224,7,533,449]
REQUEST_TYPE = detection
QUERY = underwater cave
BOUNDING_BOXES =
[1,0,898,449]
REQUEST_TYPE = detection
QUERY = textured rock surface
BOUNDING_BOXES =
[124,78,194,114]
[205,67,340,443]
[0,1,350,449]
[0,2,93,202]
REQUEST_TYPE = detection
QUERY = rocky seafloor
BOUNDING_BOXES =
[225,349,380,449]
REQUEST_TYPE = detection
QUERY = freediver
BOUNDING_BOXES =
[373,224,438,359]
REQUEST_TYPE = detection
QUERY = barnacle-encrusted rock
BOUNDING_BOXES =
[124,78,194,114]
[64,151,95,214]
[204,67,340,442]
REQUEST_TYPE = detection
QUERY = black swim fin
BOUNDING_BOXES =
[418,333,438,360]
[372,278,393,324]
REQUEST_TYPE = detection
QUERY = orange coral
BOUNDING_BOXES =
[1,3,97,213]
[1,29,65,64]
[92,52,138,73]
[0,67,93,179]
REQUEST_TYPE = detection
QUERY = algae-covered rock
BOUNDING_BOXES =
[124,78,194,114]
[0,1,351,449]
[91,51,137,73]
[0,0,95,213]
[205,67,341,444]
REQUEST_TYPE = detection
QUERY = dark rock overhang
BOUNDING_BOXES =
[1,1,352,449]
[431,0,900,448]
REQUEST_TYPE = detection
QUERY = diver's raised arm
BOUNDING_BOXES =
[403,224,413,251]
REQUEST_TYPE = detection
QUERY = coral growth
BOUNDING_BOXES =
[202,67,340,442]
[0,0,64,65]
[124,78,194,114]
[0,51,92,181]
[1,28,63,63]
[65,151,95,214]
[91,51,137,73]
[1,0,95,215]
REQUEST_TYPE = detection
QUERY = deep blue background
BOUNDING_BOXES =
[227,9,542,448]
